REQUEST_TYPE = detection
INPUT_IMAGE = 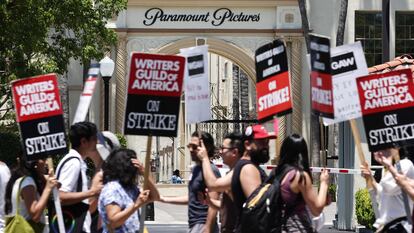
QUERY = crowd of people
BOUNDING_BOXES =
[1,121,414,233]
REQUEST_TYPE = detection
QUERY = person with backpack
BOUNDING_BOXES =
[274,134,330,232]
[4,157,58,233]
[361,143,414,233]
[55,121,103,233]
[197,125,275,233]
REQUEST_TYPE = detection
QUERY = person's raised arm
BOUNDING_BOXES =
[197,140,232,192]
[106,190,150,229]
[298,170,329,216]
[379,156,414,201]
[132,158,160,202]
[360,162,379,191]
[22,173,58,222]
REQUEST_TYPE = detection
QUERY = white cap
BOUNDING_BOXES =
[96,131,121,160]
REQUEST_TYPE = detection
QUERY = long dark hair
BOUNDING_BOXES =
[102,149,138,189]
[275,134,312,184]
[4,158,43,214]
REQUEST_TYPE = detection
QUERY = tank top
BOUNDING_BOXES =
[231,159,267,217]
[280,169,306,215]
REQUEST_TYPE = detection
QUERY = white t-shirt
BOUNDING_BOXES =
[370,158,414,231]
[0,162,10,233]
[56,149,91,233]
[11,177,48,233]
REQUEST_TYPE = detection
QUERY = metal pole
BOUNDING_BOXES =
[337,121,355,230]
[103,77,110,130]
[382,0,390,63]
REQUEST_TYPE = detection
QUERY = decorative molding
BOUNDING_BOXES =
[115,33,128,133]
[127,0,298,7]
[127,36,185,53]
[115,28,303,34]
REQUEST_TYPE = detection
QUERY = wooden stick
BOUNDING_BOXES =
[46,157,66,233]
[140,136,153,233]
[143,136,153,190]
[349,119,366,164]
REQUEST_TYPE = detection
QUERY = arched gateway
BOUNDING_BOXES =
[105,0,307,181]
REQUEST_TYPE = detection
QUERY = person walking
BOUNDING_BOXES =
[274,134,330,232]
[160,131,221,233]
[0,161,10,233]
[89,131,121,233]
[4,157,58,233]
[98,149,159,233]
[197,125,275,233]
[361,143,414,233]
[215,133,244,233]
[55,121,103,233]
[171,170,183,184]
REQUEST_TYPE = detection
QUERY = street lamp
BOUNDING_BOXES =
[99,56,115,130]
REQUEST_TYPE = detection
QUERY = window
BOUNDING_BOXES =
[395,12,414,57]
[355,11,382,67]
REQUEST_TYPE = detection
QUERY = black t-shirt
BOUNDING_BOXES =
[231,159,267,232]
[188,163,221,227]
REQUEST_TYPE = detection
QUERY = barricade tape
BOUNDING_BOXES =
[214,164,366,175]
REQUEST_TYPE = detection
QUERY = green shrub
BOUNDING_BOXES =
[116,133,127,148]
[328,184,337,202]
[355,189,376,229]
[0,132,22,166]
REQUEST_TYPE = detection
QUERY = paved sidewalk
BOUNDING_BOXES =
[148,201,356,232]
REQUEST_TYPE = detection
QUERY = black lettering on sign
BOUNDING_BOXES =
[187,55,204,76]
[331,52,357,75]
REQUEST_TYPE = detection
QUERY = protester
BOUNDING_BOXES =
[0,161,10,233]
[171,169,183,184]
[98,148,159,233]
[274,134,330,232]
[89,131,121,233]
[361,143,414,233]
[4,157,58,233]
[160,131,221,233]
[196,132,243,233]
[56,121,103,233]
[197,125,274,233]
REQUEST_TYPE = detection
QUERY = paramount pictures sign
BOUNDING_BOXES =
[129,7,277,29]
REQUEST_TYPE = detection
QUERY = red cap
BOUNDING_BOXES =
[244,125,277,140]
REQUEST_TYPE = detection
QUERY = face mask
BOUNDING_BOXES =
[250,148,270,164]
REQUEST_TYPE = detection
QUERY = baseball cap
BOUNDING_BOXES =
[96,131,121,160]
[244,125,277,140]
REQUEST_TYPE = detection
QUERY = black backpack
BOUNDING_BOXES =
[240,166,295,233]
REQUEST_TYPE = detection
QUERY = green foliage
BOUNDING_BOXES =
[328,184,337,202]
[355,189,376,229]
[116,133,127,148]
[0,0,128,122]
[0,131,22,166]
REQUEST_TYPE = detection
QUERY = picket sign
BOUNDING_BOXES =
[11,74,67,233]
[123,52,186,233]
